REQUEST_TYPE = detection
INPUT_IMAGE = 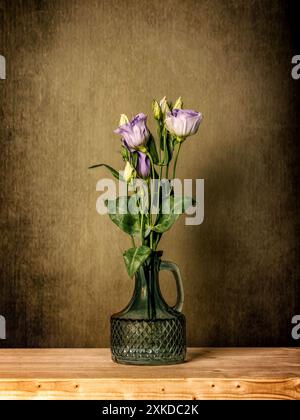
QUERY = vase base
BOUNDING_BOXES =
[111,355,186,366]
[110,316,186,366]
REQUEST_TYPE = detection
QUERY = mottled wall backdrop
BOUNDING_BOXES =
[0,0,299,347]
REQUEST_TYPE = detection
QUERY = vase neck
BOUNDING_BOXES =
[135,253,159,319]
[131,252,173,319]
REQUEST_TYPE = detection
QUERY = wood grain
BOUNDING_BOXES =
[0,348,299,400]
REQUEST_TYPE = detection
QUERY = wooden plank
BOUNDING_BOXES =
[0,348,299,400]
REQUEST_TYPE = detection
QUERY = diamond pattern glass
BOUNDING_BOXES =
[111,317,186,365]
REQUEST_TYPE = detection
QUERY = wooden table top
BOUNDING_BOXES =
[0,348,299,400]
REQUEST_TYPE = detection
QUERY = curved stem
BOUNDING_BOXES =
[130,235,136,248]
[140,211,144,245]
[162,129,169,179]
[157,122,162,163]
[147,153,155,181]
[172,142,182,180]
[146,153,156,250]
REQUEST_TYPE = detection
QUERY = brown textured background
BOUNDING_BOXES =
[0,0,299,347]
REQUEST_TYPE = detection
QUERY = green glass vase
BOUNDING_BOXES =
[111,251,186,365]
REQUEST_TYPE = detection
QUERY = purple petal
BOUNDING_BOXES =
[166,109,203,137]
[114,113,149,148]
[137,152,150,178]
[131,113,147,126]
[122,139,135,152]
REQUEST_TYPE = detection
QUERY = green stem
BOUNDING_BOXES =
[146,153,156,250]
[155,233,162,250]
[157,122,162,163]
[158,124,163,179]
[161,128,169,179]
[140,211,144,245]
[159,165,163,180]
[130,235,136,248]
[147,153,155,180]
[172,141,182,180]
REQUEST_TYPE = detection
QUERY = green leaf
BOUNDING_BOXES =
[147,133,159,164]
[153,196,193,233]
[131,152,139,169]
[123,246,152,277]
[120,146,129,161]
[144,223,152,238]
[88,163,124,181]
[106,197,140,235]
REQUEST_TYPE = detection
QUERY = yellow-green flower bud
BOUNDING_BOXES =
[119,114,129,126]
[123,161,134,183]
[152,99,161,120]
[159,96,170,115]
[173,96,183,109]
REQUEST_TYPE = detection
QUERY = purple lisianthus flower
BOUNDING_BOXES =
[165,109,203,139]
[137,151,150,178]
[114,113,149,149]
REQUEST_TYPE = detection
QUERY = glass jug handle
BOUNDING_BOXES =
[160,261,184,312]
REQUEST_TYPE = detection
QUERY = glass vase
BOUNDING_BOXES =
[111,251,186,365]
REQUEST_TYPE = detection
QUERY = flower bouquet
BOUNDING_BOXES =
[90,96,203,365]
